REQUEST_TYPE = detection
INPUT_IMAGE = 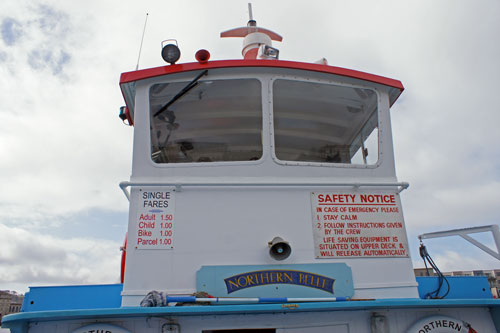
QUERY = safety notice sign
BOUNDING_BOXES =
[135,188,176,250]
[311,191,409,258]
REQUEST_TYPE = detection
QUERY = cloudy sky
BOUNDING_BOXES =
[0,0,499,293]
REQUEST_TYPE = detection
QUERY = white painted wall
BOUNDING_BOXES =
[122,67,418,305]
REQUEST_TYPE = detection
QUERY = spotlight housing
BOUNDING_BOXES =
[161,40,181,65]
[258,44,279,59]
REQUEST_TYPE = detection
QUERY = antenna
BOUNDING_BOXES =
[220,3,282,59]
[135,13,149,71]
[248,3,253,21]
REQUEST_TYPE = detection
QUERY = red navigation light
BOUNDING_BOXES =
[195,49,210,64]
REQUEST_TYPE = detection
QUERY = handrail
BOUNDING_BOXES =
[419,225,500,261]
[119,180,409,201]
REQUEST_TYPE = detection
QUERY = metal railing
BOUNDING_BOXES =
[119,180,409,201]
[419,225,500,261]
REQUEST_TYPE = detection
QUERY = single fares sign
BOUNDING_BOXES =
[135,188,176,250]
[311,191,409,258]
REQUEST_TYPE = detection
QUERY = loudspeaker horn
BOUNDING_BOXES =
[268,236,291,261]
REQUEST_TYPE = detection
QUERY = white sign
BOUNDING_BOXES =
[135,188,176,250]
[311,191,409,258]
[72,323,131,333]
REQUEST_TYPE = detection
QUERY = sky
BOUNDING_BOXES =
[0,0,499,293]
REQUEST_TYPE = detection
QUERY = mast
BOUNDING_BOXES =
[220,3,282,59]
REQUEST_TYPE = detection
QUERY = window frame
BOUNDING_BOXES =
[269,75,383,169]
[146,74,268,168]
[144,71,384,170]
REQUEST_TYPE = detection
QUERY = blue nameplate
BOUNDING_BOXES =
[197,263,353,298]
[225,270,335,294]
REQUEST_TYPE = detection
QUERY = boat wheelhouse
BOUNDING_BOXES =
[3,8,499,333]
[118,56,416,305]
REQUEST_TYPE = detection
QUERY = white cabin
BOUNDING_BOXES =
[119,56,417,305]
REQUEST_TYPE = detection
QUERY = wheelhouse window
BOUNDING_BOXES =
[150,78,262,163]
[273,79,379,165]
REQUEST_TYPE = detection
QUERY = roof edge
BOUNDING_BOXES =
[120,59,404,92]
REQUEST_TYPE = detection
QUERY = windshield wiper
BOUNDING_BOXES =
[154,69,208,118]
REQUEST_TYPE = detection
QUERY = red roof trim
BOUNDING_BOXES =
[120,59,404,92]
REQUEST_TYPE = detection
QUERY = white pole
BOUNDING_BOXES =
[248,3,253,21]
